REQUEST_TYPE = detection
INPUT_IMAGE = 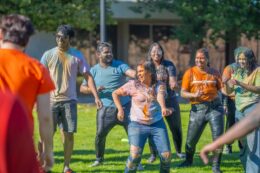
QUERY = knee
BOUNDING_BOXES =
[160,151,171,163]
[64,132,74,142]
[126,146,142,169]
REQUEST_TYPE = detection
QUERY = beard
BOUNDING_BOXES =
[102,55,113,65]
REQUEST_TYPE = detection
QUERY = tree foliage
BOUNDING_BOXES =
[130,0,260,64]
[0,0,113,31]
[131,0,260,43]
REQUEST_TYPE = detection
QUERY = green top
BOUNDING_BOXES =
[233,67,260,112]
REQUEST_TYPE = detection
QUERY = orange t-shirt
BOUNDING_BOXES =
[182,66,222,104]
[0,49,55,123]
[222,64,237,99]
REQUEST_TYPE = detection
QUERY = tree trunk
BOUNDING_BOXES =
[225,31,238,66]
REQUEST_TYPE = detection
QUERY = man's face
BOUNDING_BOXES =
[56,31,70,50]
[98,46,113,65]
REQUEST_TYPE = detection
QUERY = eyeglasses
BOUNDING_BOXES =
[56,34,69,40]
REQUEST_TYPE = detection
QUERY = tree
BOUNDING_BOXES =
[0,0,113,32]
[130,0,260,65]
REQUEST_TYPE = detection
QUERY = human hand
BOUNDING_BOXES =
[97,86,105,92]
[41,151,54,172]
[200,144,216,164]
[117,109,125,122]
[162,107,173,117]
[223,105,228,114]
[193,90,203,98]
[95,98,103,109]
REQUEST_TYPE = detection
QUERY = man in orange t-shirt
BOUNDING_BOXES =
[0,14,54,171]
[179,48,224,173]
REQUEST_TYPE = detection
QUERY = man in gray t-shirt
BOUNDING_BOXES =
[41,25,102,173]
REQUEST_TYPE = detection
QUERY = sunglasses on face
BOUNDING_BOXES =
[56,34,69,40]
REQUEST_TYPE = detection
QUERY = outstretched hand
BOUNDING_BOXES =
[200,144,216,164]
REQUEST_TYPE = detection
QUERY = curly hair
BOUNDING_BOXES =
[0,14,34,47]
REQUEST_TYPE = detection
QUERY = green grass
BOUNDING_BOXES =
[34,104,243,173]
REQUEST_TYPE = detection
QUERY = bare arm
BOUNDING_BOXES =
[83,72,102,109]
[112,88,125,121]
[80,84,92,94]
[235,80,260,94]
[169,76,179,91]
[124,69,136,79]
[181,89,202,99]
[36,93,54,171]
[200,103,260,164]
[157,85,172,117]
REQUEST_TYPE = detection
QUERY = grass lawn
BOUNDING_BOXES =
[34,103,243,173]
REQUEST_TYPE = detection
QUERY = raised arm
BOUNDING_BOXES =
[36,93,54,171]
[233,79,260,94]
[124,69,136,79]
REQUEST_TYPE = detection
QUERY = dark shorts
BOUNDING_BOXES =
[52,100,77,133]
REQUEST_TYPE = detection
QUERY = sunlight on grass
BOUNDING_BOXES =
[34,103,243,173]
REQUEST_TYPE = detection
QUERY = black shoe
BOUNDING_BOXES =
[212,166,222,173]
[177,160,192,167]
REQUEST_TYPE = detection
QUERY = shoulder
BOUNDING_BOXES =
[112,59,126,66]
[163,59,174,66]
[68,48,85,59]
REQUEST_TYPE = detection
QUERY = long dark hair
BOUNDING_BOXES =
[137,60,157,86]
[244,49,258,74]
[147,42,165,64]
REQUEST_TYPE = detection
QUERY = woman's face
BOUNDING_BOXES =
[195,52,207,70]
[238,53,248,69]
[137,65,150,83]
[150,45,163,63]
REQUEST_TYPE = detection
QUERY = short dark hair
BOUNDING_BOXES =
[56,25,75,38]
[96,42,112,53]
[0,14,34,47]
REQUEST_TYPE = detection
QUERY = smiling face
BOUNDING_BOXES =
[98,46,113,65]
[137,65,151,84]
[56,31,70,51]
[195,52,208,70]
[238,53,248,69]
[150,45,163,64]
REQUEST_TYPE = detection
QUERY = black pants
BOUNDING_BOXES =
[185,99,224,167]
[225,97,236,132]
[149,96,183,155]
[225,97,236,147]
[95,102,130,161]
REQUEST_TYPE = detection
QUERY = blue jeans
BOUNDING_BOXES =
[236,103,260,173]
[125,119,171,173]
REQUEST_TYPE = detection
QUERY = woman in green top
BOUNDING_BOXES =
[224,48,260,173]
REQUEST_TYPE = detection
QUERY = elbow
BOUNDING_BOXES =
[80,85,86,94]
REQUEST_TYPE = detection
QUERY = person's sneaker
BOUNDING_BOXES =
[212,166,222,173]
[177,160,192,167]
[147,155,156,163]
[223,145,232,154]
[176,152,186,159]
[137,163,144,171]
[90,160,102,167]
[64,168,74,173]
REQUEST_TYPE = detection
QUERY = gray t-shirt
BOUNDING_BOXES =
[41,47,89,102]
